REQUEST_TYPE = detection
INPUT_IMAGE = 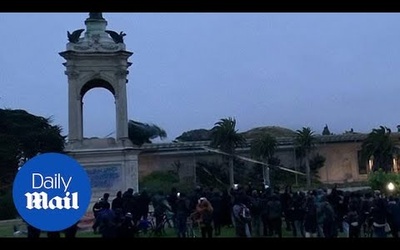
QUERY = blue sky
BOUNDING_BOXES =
[1,13,400,142]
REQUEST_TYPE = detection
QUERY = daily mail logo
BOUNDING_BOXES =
[25,173,78,210]
[13,153,91,232]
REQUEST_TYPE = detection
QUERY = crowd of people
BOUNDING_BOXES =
[88,183,400,238]
[21,182,400,238]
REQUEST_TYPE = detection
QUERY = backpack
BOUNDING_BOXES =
[238,204,252,223]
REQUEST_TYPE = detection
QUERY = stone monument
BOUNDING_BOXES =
[59,13,139,209]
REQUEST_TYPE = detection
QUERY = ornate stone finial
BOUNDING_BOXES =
[64,11,127,52]
[89,12,104,20]
[84,12,108,40]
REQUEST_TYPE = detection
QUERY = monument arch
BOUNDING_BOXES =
[60,13,139,208]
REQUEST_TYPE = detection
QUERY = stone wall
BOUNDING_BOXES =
[137,141,371,186]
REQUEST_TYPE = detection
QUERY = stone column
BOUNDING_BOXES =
[67,75,83,142]
[115,71,129,141]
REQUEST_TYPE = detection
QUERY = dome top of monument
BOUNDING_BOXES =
[65,12,127,52]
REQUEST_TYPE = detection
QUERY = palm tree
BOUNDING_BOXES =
[128,120,167,147]
[210,117,245,187]
[295,127,316,189]
[250,133,277,186]
[361,126,396,172]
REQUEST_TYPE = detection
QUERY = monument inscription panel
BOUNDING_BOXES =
[85,164,122,190]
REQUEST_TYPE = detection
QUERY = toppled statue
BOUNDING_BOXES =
[105,30,126,44]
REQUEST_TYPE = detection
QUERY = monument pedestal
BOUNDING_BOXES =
[66,138,140,206]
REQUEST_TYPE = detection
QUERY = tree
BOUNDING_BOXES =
[250,133,277,186]
[309,153,326,179]
[361,126,396,172]
[0,108,65,192]
[210,117,245,187]
[128,120,167,147]
[295,127,316,189]
[322,124,331,135]
[196,160,229,190]
[175,129,212,142]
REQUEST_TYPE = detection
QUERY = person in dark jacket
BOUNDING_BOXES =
[138,189,151,220]
[386,196,400,238]
[209,190,223,236]
[92,194,109,234]
[291,192,306,237]
[346,202,360,238]
[97,202,117,238]
[175,192,191,238]
[304,195,318,238]
[249,189,262,237]
[371,196,388,238]
[267,194,283,238]
[112,191,123,212]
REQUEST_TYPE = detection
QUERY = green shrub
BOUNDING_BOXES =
[368,169,400,195]
[139,170,193,196]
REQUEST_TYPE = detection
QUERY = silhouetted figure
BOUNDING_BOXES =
[209,191,223,236]
[112,191,123,212]
[27,224,41,238]
[64,222,79,238]
[92,193,110,233]
[221,190,233,227]
[117,212,136,238]
[138,189,151,220]
[97,202,117,238]
[267,194,283,238]
[175,192,191,238]
[122,188,135,215]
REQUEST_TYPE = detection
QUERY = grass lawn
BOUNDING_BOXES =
[0,219,349,238]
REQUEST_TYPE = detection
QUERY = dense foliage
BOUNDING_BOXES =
[368,168,400,195]
[0,109,65,193]
[139,170,192,195]
[361,126,396,172]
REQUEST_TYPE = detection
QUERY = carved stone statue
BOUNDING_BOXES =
[105,30,126,44]
[89,12,104,20]
[67,29,85,43]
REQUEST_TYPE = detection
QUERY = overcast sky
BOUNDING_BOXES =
[1,13,400,142]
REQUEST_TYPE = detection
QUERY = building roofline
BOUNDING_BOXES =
[138,133,381,153]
